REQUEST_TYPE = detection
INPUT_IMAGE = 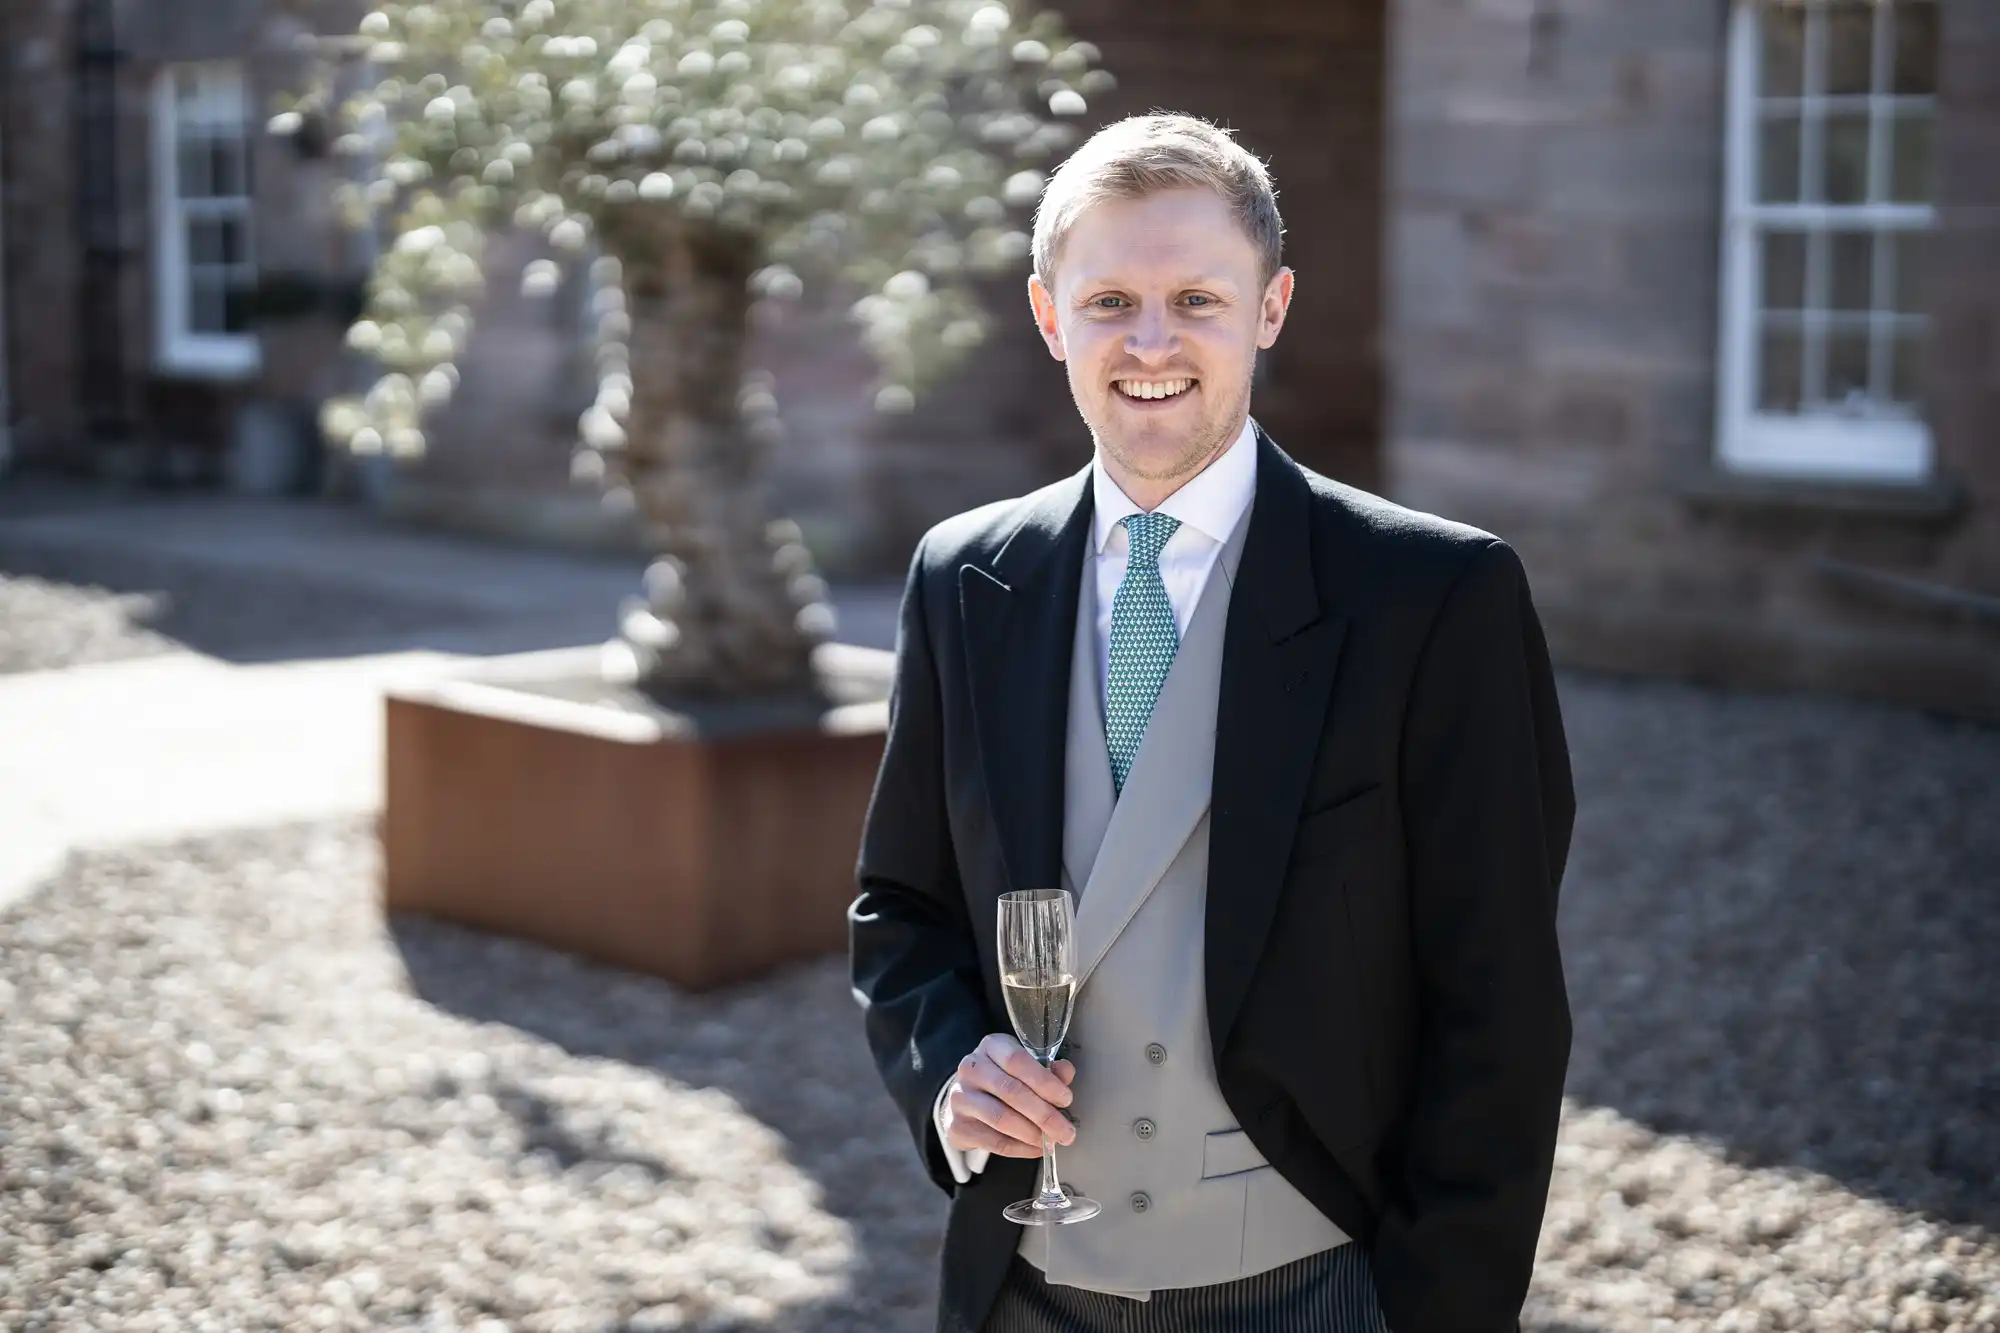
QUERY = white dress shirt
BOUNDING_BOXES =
[935,417,1260,1183]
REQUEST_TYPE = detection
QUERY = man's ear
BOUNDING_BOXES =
[1256,268,1295,350]
[1027,273,1066,362]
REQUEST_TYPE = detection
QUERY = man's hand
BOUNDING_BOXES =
[942,1033,1077,1158]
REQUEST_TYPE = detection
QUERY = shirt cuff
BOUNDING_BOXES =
[933,1077,991,1183]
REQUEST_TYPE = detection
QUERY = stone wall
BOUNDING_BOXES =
[764,0,1391,572]
[2,0,92,468]
[0,0,362,475]
[688,0,1392,574]
[1383,0,2000,720]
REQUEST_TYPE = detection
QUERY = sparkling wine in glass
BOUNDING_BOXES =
[997,888,1101,1226]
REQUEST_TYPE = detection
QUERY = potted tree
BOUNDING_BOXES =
[289,0,1109,988]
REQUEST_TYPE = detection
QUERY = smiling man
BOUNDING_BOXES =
[851,114,1575,1333]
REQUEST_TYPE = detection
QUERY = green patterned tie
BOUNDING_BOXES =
[1105,512,1182,795]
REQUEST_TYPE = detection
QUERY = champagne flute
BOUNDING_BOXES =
[997,888,1101,1226]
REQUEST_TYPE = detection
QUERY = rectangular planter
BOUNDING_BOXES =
[382,643,890,991]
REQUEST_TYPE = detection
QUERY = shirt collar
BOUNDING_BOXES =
[1091,416,1259,554]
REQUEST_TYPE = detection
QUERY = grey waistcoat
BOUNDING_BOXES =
[1018,514,1351,1298]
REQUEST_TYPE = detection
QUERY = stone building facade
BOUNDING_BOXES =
[1,0,1993,718]
[0,0,366,486]
[1382,0,1998,719]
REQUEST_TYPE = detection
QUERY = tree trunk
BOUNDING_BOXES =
[602,219,828,699]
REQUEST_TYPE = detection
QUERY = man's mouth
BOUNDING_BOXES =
[1114,378,1197,402]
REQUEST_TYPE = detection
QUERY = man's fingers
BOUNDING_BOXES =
[977,1032,1021,1063]
[964,1060,1076,1143]
[977,1034,1073,1106]
[1051,1059,1076,1086]
[948,1087,1049,1150]
[945,1116,1046,1159]
[997,1045,1074,1107]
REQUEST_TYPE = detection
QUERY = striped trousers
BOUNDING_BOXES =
[981,1243,1392,1333]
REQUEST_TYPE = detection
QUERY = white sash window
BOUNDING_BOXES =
[153,62,260,378]
[1717,0,1939,482]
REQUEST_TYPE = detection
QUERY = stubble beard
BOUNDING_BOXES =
[1084,370,1252,489]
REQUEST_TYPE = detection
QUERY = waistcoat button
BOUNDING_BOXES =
[1145,1043,1167,1065]
[1133,1118,1156,1140]
[1129,1191,1151,1213]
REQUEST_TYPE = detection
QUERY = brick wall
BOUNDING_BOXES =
[2,0,89,467]
[759,0,1390,573]
[1383,0,2000,720]
[1929,1,2000,616]
[866,0,1390,546]
[0,0,361,473]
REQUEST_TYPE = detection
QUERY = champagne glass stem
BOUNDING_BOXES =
[1035,1129,1067,1208]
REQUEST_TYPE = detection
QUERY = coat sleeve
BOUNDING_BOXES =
[848,534,993,1195]
[1372,538,1575,1333]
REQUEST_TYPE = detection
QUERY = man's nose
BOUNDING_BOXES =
[1123,308,1177,364]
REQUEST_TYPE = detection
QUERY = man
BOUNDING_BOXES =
[850,114,1573,1333]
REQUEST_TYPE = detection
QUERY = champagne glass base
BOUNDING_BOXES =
[1003,1193,1102,1226]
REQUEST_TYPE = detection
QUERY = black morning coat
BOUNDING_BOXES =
[850,426,1576,1333]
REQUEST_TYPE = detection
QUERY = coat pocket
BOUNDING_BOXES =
[1201,1128,1270,1180]
[1289,782,1385,866]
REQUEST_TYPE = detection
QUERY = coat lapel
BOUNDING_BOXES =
[961,467,1094,903]
[1060,559,1116,901]
[1205,430,1351,1055]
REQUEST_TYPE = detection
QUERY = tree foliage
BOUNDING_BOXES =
[296,0,1109,464]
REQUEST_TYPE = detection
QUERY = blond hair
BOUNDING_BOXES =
[1031,113,1285,288]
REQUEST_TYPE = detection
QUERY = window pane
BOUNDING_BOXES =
[1888,329,1926,407]
[187,218,224,264]
[1823,329,1872,409]
[1893,0,1939,96]
[189,274,227,334]
[1892,233,1926,315]
[1823,113,1870,204]
[1759,115,1802,203]
[1829,231,1874,312]
[1825,2,1877,96]
[1890,112,1935,202]
[1758,325,1804,412]
[178,138,213,198]
[1760,4,1806,99]
[211,138,244,198]
[223,278,254,335]
[1762,231,1808,311]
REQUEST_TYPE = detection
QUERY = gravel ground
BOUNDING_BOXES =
[1,672,1996,1332]
[0,565,177,675]
[0,537,489,673]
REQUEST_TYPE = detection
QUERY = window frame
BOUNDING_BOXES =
[1716,0,1937,484]
[151,61,261,380]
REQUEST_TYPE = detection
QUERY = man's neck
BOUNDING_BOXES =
[1098,417,1249,513]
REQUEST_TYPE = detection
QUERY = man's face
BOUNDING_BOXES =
[1029,187,1292,496]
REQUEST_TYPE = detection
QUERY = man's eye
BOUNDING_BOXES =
[1184,294,1212,307]
[1092,296,1127,309]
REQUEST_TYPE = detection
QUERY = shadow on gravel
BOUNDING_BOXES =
[0,534,505,667]
[390,917,941,1333]
[1554,673,2000,1232]
[491,1079,681,1184]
